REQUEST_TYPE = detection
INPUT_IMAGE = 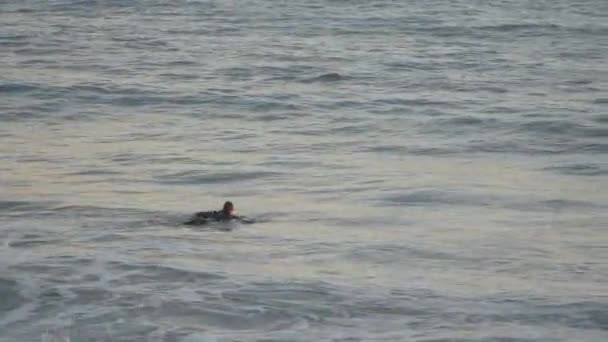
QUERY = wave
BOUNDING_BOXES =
[544,163,608,176]
[156,170,282,185]
[0,200,56,213]
[427,23,608,37]
[300,73,346,83]
[0,82,39,94]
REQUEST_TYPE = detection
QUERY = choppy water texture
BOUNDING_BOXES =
[1,0,607,341]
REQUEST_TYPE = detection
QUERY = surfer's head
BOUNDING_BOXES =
[222,201,234,215]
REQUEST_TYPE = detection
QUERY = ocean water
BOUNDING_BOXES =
[1,0,607,341]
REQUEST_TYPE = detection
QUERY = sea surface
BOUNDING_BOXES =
[1,0,607,341]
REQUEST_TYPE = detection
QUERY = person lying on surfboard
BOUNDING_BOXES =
[184,201,254,225]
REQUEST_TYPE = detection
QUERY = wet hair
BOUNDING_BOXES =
[223,201,234,211]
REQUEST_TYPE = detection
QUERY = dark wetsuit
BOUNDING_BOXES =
[184,211,253,225]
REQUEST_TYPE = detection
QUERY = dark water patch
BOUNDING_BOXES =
[371,97,454,107]
[0,82,39,94]
[466,140,572,155]
[0,278,24,312]
[593,98,608,104]
[251,113,293,122]
[433,22,605,38]
[578,143,608,153]
[19,58,60,66]
[382,190,497,207]
[258,158,319,168]
[218,66,255,80]
[384,60,440,72]
[85,233,125,243]
[40,289,63,300]
[43,83,206,107]
[84,94,202,107]
[508,199,606,212]
[14,47,71,56]
[539,199,605,210]
[429,116,499,129]
[583,127,608,137]
[0,200,55,213]
[346,297,429,318]
[48,205,150,221]
[156,170,281,185]
[528,92,548,97]
[207,87,239,94]
[159,72,200,80]
[305,215,399,228]
[108,152,146,164]
[544,163,608,176]
[349,244,471,264]
[461,301,608,332]
[47,0,142,13]
[10,264,75,279]
[0,110,42,121]
[14,7,37,13]
[564,79,593,86]
[517,120,587,136]
[475,23,562,33]
[8,239,61,248]
[70,84,141,96]
[483,86,509,94]
[223,281,344,304]
[420,338,538,342]
[405,146,461,156]
[316,99,365,110]
[329,124,373,134]
[300,73,346,83]
[250,100,302,112]
[445,116,486,125]
[109,263,226,285]
[592,114,608,124]
[427,23,563,38]
[0,34,31,41]
[0,39,28,48]
[48,256,93,265]
[264,75,299,82]
[65,168,122,176]
[67,287,114,304]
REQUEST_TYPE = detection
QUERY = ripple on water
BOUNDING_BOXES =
[0,200,55,214]
[544,163,608,176]
[156,170,282,185]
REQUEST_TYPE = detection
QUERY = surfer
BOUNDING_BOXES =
[184,201,253,225]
